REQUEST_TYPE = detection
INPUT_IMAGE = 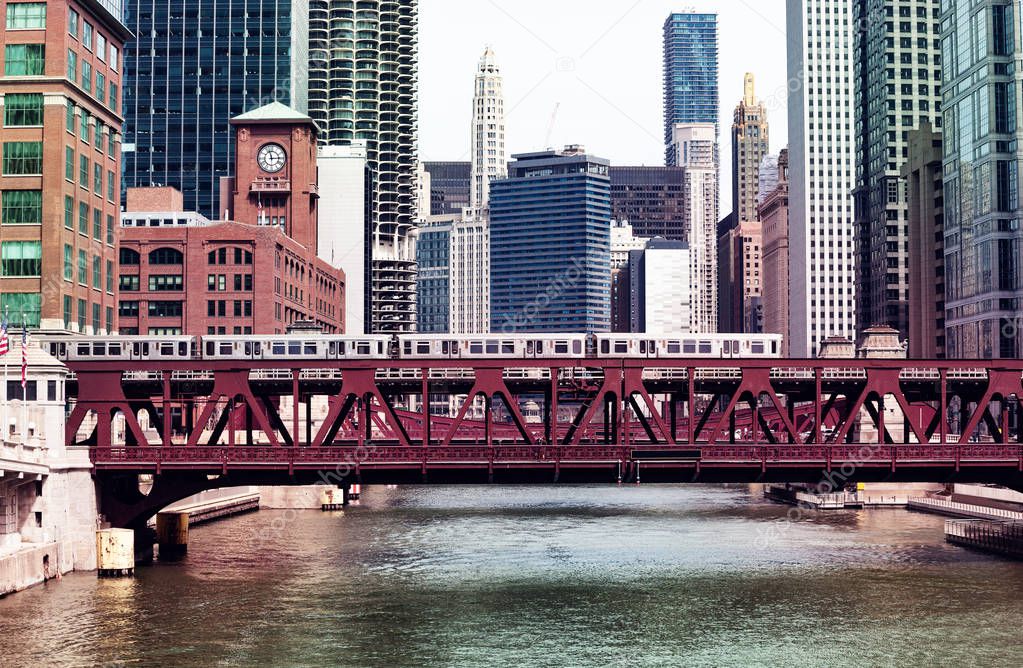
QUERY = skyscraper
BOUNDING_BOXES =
[786,0,858,356]
[0,0,129,332]
[669,124,719,333]
[760,150,791,356]
[731,73,770,223]
[904,123,944,359]
[853,0,943,339]
[423,161,471,216]
[469,47,506,213]
[307,0,419,333]
[416,215,489,333]
[609,167,688,241]
[121,1,309,219]
[663,12,719,165]
[490,148,611,333]
[941,0,1021,358]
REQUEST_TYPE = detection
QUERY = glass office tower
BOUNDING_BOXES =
[121,0,309,219]
[490,148,612,333]
[941,0,1022,358]
[663,11,719,164]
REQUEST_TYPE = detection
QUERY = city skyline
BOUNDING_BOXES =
[419,0,788,217]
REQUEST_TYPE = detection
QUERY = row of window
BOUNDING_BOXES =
[208,273,253,292]
[67,49,119,110]
[64,196,115,245]
[118,300,184,319]
[208,247,253,265]
[63,245,114,293]
[68,6,119,70]
[2,141,41,175]
[67,104,118,158]
[62,295,113,334]
[118,275,184,292]
[65,146,116,201]
[207,300,253,318]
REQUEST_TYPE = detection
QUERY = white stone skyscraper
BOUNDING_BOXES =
[669,123,719,333]
[469,47,507,213]
[786,0,858,356]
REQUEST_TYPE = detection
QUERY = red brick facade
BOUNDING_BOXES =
[0,0,128,332]
[117,106,344,335]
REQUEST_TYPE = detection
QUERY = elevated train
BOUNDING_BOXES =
[41,332,783,363]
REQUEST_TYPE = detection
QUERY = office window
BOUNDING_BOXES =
[68,8,79,36]
[96,72,105,101]
[106,214,114,245]
[79,154,88,186]
[6,3,47,29]
[82,21,93,50]
[93,120,103,149]
[2,142,41,175]
[93,163,102,195]
[93,208,102,240]
[4,44,44,76]
[149,275,183,291]
[63,295,72,327]
[81,60,91,93]
[109,45,118,71]
[105,307,113,333]
[148,248,184,265]
[1,241,41,276]
[92,255,101,289]
[77,249,86,284]
[108,83,118,112]
[64,196,74,229]
[1,190,41,225]
[107,129,115,156]
[79,110,89,139]
[3,93,42,126]
[65,146,74,180]
[77,298,85,330]
[67,48,76,80]
[6,380,36,402]
[106,260,113,292]
[148,301,183,318]
[96,34,106,62]
[1,293,41,327]
[78,201,88,233]
[64,244,73,280]
[66,101,75,131]
[92,303,100,333]
[107,171,115,200]
[118,301,138,317]
[118,275,139,291]
[119,248,139,265]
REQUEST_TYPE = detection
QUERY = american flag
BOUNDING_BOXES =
[21,327,27,389]
[0,317,7,356]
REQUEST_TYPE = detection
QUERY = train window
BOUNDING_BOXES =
[109,344,122,356]
[246,342,254,357]
[526,341,534,355]
[614,341,628,354]
[733,341,740,353]
[486,341,499,354]
[92,343,105,355]
[667,341,681,354]
[723,341,731,354]
[683,341,696,354]
[640,341,647,354]
[356,342,370,356]
[771,341,778,355]
[417,342,431,355]
[441,341,450,355]
[205,341,214,357]
[699,341,712,354]
[600,340,610,355]
[288,342,301,355]
[304,343,317,356]
[219,343,232,356]
[158,343,173,356]
[470,342,483,354]
[554,342,568,355]
[77,343,90,356]
[179,342,188,357]
[502,342,515,355]
[378,342,384,355]
[272,342,286,356]
[403,342,412,355]
[752,342,765,354]
[573,340,582,355]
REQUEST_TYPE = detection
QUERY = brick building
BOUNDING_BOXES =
[117,103,344,335]
[0,0,129,332]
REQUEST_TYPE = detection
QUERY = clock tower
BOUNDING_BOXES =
[225,102,320,254]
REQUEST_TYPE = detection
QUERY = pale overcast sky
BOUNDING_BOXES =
[419,0,789,218]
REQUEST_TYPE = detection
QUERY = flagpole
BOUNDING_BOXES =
[1,305,7,444]
[21,311,27,446]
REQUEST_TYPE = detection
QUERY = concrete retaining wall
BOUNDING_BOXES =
[0,543,61,597]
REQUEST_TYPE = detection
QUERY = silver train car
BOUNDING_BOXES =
[42,332,783,363]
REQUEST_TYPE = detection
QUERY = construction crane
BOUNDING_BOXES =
[544,102,560,150]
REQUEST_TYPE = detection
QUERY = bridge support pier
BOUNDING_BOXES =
[156,512,189,559]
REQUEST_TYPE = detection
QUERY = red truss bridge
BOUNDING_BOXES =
[66,355,1023,488]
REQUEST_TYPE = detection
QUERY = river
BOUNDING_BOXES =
[1,485,1021,667]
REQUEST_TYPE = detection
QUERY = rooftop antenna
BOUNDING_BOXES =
[544,102,560,150]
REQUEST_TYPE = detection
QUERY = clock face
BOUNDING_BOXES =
[257,143,286,173]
